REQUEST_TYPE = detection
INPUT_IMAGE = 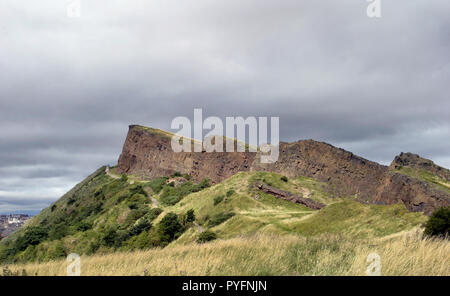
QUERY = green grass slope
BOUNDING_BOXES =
[394,166,450,193]
[165,172,426,243]
[0,168,427,264]
[0,167,169,262]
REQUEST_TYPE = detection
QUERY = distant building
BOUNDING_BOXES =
[8,217,20,224]
[0,214,32,238]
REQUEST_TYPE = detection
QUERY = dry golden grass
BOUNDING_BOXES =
[346,230,450,276]
[4,230,449,276]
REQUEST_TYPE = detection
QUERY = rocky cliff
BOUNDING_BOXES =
[390,152,450,181]
[251,140,388,200]
[117,125,256,182]
[373,172,449,213]
[117,125,450,215]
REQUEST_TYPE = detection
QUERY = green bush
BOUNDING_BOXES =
[127,193,149,205]
[197,230,217,243]
[182,209,195,225]
[48,223,70,240]
[47,241,67,260]
[424,207,450,238]
[16,245,37,263]
[128,203,139,210]
[101,227,119,247]
[14,226,49,251]
[105,178,129,196]
[114,230,130,248]
[145,208,163,222]
[160,179,211,206]
[125,208,149,227]
[120,174,128,182]
[160,195,180,205]
[128,218,152,237]
[208,212,235,227]
[129,185,148,197]
[75,221,93,232]
[76,200,103,221]
[126,230,154,249]
[157,213,184,243]
[87,241,100,255]
[198,179,211,189]
[213,195,225,206]
[147,177,168,194]
[67,197,76,205]
[263,178,273,186]
[226,189,235,197]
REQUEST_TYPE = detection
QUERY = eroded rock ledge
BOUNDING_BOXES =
[254,181,325,210]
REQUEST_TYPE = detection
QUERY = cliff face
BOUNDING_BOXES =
[117,125,450,215]
[251,140,388,199]
[373,172,449,214]
[117,125,256,182]
[373,152,450,214]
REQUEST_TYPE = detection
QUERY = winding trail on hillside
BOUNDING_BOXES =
[150,196,158,207]
[105,166,120,179]
[106,166,135,184]
[193,222,205,233]
[108,167,160,207]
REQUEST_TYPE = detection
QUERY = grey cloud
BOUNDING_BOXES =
[0,0,449,213]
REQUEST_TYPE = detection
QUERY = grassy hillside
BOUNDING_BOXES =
[291,201,426,238]
[163,172,425,243]
[4,231,449,276]
[0,168,429,267]
[395,166,450,193]
[0,167,208,263]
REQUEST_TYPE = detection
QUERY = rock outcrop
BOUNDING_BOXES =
[117,125,450,215]
[254,181,325,210]
[390,152,450,181]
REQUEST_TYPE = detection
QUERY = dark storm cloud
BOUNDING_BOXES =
[0,0,449,212]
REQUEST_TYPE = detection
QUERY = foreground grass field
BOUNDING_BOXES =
[4,230,449,276]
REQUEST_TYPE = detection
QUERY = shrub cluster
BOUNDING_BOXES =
[226,189,235,197]
[197,230,217,243]
[147,177,168,194]
[207,212,235,227]
[424,207,449,238]
[160,179,210,206]
[213,195,225,206]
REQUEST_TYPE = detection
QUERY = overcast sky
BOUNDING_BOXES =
[1,0,449,213]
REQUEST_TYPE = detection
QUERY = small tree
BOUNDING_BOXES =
[180,209,195,226]
[226,189,235,197]
[101,226,118,247]
[213,195,225,206]
[158,213,184,243]
[424,207,449,238]
[197,230,217,243]
[185,209,195,223]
